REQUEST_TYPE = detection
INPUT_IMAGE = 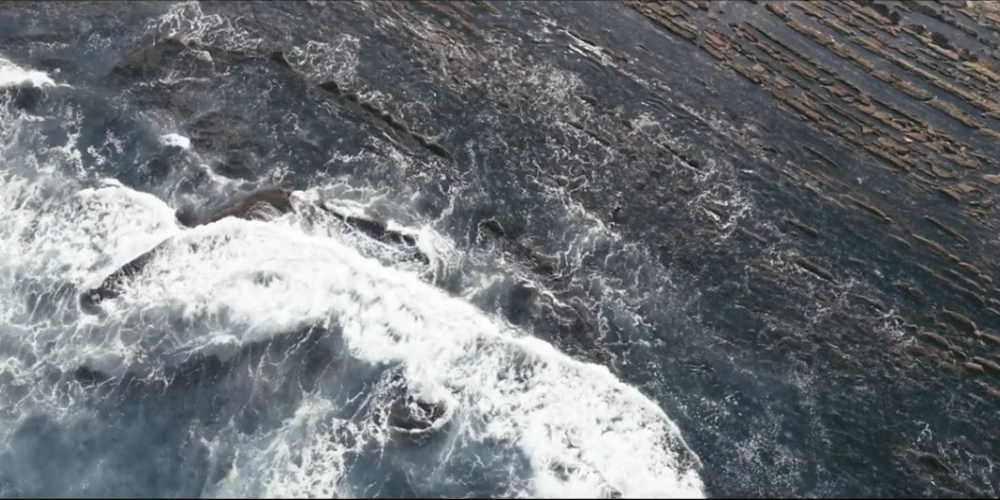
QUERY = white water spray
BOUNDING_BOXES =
[0,49,704,499]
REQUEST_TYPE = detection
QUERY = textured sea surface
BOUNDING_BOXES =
[0,1,999,498]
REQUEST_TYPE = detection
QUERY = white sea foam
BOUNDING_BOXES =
[160,133,192,150]
[0,56,57,89]
[0,55,704,498]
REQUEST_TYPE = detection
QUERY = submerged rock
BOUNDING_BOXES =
[80,188,431,313]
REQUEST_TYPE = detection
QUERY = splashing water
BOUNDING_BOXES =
[0,51,703,499]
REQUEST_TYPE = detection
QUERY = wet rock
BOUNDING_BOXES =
[187,109,252,152]
[793,257,836,283]
[79,189,296,313]
[317,203,428,264]
[963,361,984,374]
[871,3,902,24]
[519,244,559,276]
[4,85,44,113]
[341,212,419,248]
[174,204,199,228]
[915,451,951,474]
[478,218,506,238]
[211,150,258,182]
[142,147,188,184]
[972,356,1000,375]
[1,32,71,45]
[474,217,558,277]
[187,188,295,227]
[111,37,195,76]
[370,368,453,442]
[785,217,820,238]
[929,32,955,52]
[78,237,174,315]
[386,394,450,435]
[313,77,455,162]
[82,185,438,313]
[902,344,928,357]
[269,50,297,75]
[318,80,342,94]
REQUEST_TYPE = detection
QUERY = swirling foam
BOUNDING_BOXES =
[0,56,704,498]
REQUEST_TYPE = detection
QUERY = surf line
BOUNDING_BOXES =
[79,187,429,314]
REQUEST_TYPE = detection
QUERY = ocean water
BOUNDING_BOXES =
[0,2,703,498]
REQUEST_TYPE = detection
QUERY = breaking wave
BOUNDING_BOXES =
[0,47,702,499]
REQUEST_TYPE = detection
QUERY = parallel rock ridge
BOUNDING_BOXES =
[619,0,1000,491]
[625,1,1000,359]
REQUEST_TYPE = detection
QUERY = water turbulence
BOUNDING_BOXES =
[0,56,703,497]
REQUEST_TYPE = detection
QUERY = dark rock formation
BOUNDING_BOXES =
[80,188,430,313]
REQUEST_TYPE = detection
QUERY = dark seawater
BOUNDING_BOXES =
[0,1,997,498]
